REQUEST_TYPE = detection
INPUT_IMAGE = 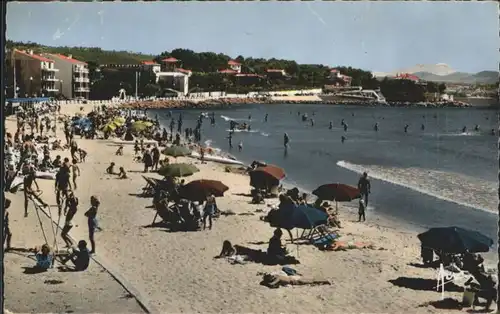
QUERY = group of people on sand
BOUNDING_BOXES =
[3,104,106,272]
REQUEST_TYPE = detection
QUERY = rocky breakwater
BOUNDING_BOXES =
[117,98,472,109]
[118,98,267,110]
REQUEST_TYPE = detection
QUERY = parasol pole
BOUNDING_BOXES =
[296,228,299,258]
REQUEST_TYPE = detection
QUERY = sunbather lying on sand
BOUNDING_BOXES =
[260,273,331,289]
[325,241,376,251]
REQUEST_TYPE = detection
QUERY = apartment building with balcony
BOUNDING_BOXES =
[9,49,60,97]
[43,53,90,99]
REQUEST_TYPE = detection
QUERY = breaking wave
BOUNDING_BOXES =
[220,115,247,122]
[336,160,496,214]
[225,129,259,134]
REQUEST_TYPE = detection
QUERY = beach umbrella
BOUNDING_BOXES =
[113,117,126,127]
[179,179,229,201]
[158,163,199,178]
[162,145,191,158]
[249,165,286,189]
[102,122,117,133]
[267,204,328,230]
[417,227,493,254]
[313,183,361,202]
[131,121,153,132]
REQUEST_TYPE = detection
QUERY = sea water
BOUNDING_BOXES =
[152,104,498,242]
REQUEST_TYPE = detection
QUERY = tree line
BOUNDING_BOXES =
[7,41,446,101]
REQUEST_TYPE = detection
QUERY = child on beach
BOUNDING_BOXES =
[71,159,80,190]
[116,145,124,156]
[106,162,116,175]
[118,167,128,179]
[34,244,53,270]
[84,196,100,254]
[358,198,366,222]
[59,240,90,271]
[78,148,87,162]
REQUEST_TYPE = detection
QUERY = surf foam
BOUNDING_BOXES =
[336,160,496,214]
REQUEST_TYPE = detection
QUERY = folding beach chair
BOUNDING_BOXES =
[141,176,158,197]
[309,225,341,247]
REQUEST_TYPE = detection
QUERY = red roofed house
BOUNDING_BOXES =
[394,73,421,82]
[10,49,60,97]
[140,61,161,74]
[227,60,242,73]
[329,69,352,87]
[161,57,179,72]
[43,53,90,99]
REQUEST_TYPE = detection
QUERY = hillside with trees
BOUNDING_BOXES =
[8,41,445,102]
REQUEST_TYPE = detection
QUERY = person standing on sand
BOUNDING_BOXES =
[85,196,100,254]
[4,198,12,251]
[357,172,371,206]
[143,146,153,173]
[203,195,217,230]
[151,145,160,171]
[71,159,80,190]
[61,192,78,247]
[358,198,366,222]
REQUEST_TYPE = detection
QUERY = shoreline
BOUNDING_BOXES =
[117,97,475,110]
[5,103,497,313]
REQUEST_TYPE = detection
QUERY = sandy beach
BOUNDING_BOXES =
[4,103,496,313]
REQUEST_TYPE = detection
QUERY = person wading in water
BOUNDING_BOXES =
[357,172,371,206]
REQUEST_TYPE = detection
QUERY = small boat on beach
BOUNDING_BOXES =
[190,151,244,165]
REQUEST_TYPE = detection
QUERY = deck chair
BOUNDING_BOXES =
[141,176,158,197]
[309,225,340,246]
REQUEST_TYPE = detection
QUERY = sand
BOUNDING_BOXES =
[4,103,496,313]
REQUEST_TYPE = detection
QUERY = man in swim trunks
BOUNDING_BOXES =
[357,172,371,206]
[55,165,72,215]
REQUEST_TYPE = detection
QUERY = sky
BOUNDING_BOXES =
[6,1,499,73]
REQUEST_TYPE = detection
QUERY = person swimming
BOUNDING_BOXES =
[310,119,314,127]
[421,124,425,131]
[404,124,409,133]
[341,136,346,143]
[474,124,480,131]
[248,114,252,121]
[343,123,348,132]
[329,121,333,130]
[264,114,268,122]
[341,119,345,126]
[374,123,379,132]
[462,126,467,133]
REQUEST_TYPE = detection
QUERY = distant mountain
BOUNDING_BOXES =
[373,63,457,78]
[413,71,498,84]
[372,63,498,84]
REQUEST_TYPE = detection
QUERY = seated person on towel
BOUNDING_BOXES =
[59,240,91,271]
